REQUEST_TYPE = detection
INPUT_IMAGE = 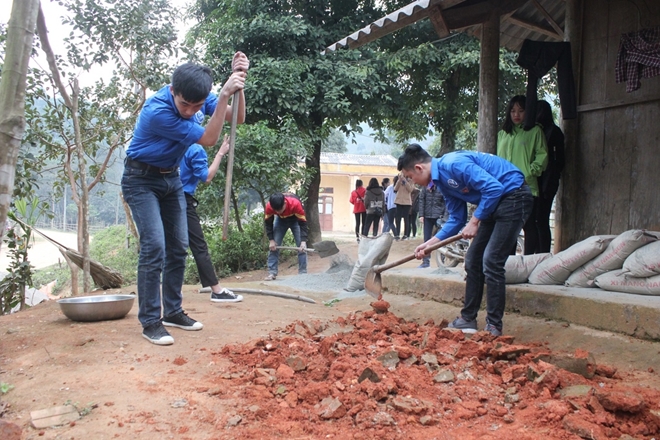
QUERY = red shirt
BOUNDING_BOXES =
[349,187,366,214]
[264,195,308,241]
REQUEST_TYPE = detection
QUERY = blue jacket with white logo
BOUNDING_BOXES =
[431,150,524,240]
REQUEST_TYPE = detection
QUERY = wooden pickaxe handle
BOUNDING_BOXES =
[222,90,240,240]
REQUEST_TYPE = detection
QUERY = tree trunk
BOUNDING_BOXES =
[304,144,321,245]
[0,0,40,252]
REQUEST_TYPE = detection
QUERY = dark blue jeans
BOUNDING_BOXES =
[122,166,188,328]
[267,216,307,276]
[462,186,533,330]
[422,217,438,265]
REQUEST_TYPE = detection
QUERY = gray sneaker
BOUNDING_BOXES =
[447,316,478,334]
[162,311,203,331]
[484,323,502,337]
[211,288,243,303]
[142,322,174,345]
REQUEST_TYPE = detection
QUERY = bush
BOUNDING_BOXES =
[90,225,139,285]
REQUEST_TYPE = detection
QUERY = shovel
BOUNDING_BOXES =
[276,240,339,258]
[364,234,464,299]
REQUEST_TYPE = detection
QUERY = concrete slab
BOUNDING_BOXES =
[381,267,660,341]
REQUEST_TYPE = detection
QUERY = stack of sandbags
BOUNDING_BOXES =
[594,238,660,295]
[505,253,552,284]
[565,230,658,288]
[528,235,616,285]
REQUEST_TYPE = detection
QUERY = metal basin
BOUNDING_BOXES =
[57,294,135,322]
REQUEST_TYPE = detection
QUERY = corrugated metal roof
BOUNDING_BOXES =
[321,152,398,167]
[325,0,565,54]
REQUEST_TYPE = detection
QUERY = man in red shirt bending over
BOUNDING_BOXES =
[263,193,308,281]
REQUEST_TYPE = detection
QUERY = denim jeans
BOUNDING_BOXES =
[267,216,307,276]
[421,217,438,265]
[382,208,391,233]
[462,185,533,330]
[122,166,188,328]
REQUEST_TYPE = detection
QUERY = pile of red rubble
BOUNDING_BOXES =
[209,303,660,440]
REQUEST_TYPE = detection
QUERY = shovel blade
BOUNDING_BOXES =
[364,268,382,300]
[311,240,339,258]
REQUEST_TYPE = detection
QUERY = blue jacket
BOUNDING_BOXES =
[179,144,208,195]
[432,150,525,240]
[126,85,218,168]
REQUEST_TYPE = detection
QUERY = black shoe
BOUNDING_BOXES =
[162,311,203,331]
[211,288,244,303]
[142,322,174,345]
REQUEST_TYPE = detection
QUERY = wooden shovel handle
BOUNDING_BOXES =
[374,234,464,274]
[222,90,240,240]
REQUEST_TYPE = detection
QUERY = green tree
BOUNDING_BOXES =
[191,0,400,244]
[322,129,348,153]
[22,0,180,292]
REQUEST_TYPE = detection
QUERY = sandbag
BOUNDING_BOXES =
[594,269,660,296]
[565,230,658,288]
[622,239,660,278]
[344,234,394,292]
[505,253,552,284]
[528,235,616,285]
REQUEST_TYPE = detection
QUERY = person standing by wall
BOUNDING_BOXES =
[393,172,414,240]
[349,179,366,243]
[417,182,448,268]
[409,185,421,238]
[381,178,391,233]
[362,177,385,236]
[384,176,397,235]
[535,100,565,253]
[122,54,248,346]
[497,95,548,255]
[180,136,243,304]
[263,193,307,281]
[399,144,532,337]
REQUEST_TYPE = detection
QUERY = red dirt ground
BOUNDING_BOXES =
[1,237,659,440]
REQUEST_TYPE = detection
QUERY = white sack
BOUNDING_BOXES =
[565,230,658,288]
[594,269,660,296]
[622,239,660,278]
[505,253,552,284]
[528,235,616,285]
[344,234,394,292]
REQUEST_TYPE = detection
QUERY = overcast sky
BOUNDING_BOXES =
[1,0,193,87]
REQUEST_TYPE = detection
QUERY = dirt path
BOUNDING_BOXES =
[0,235,659,439]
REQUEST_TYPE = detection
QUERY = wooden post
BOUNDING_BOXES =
[476,12,500,154]
[556,0,583,252]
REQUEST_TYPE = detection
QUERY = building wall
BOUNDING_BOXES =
[564,0,660,242]
[319,163,398,232]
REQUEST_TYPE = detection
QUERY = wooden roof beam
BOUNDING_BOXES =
[429,5,451,37]
[505,15,562,40]
[531,0,565,39]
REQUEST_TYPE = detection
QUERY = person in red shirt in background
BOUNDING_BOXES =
[263,193,308,281]
[349,179,367,243]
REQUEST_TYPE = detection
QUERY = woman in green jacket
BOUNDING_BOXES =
[497,95,548,255]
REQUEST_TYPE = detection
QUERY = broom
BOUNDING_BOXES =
[12,218,124,289]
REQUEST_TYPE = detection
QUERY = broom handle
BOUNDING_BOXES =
[222,90,240,240]
[375,234,464,274]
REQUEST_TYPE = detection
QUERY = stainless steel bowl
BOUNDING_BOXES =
[57,294,135,322]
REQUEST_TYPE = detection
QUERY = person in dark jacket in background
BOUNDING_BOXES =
[362,178,385,236]
[349,180,367,243]
[409,185,421,238]
[417,182,448,268]
[380,178,391,233]
[534,100,565,253]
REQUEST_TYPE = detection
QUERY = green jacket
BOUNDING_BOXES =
[497,124,548,196]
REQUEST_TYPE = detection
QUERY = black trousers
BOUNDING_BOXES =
[185,193,218,287]
[394,204,411,238]
[354,212,366,238]
[534,189,557,253]
[362,214,381,236]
